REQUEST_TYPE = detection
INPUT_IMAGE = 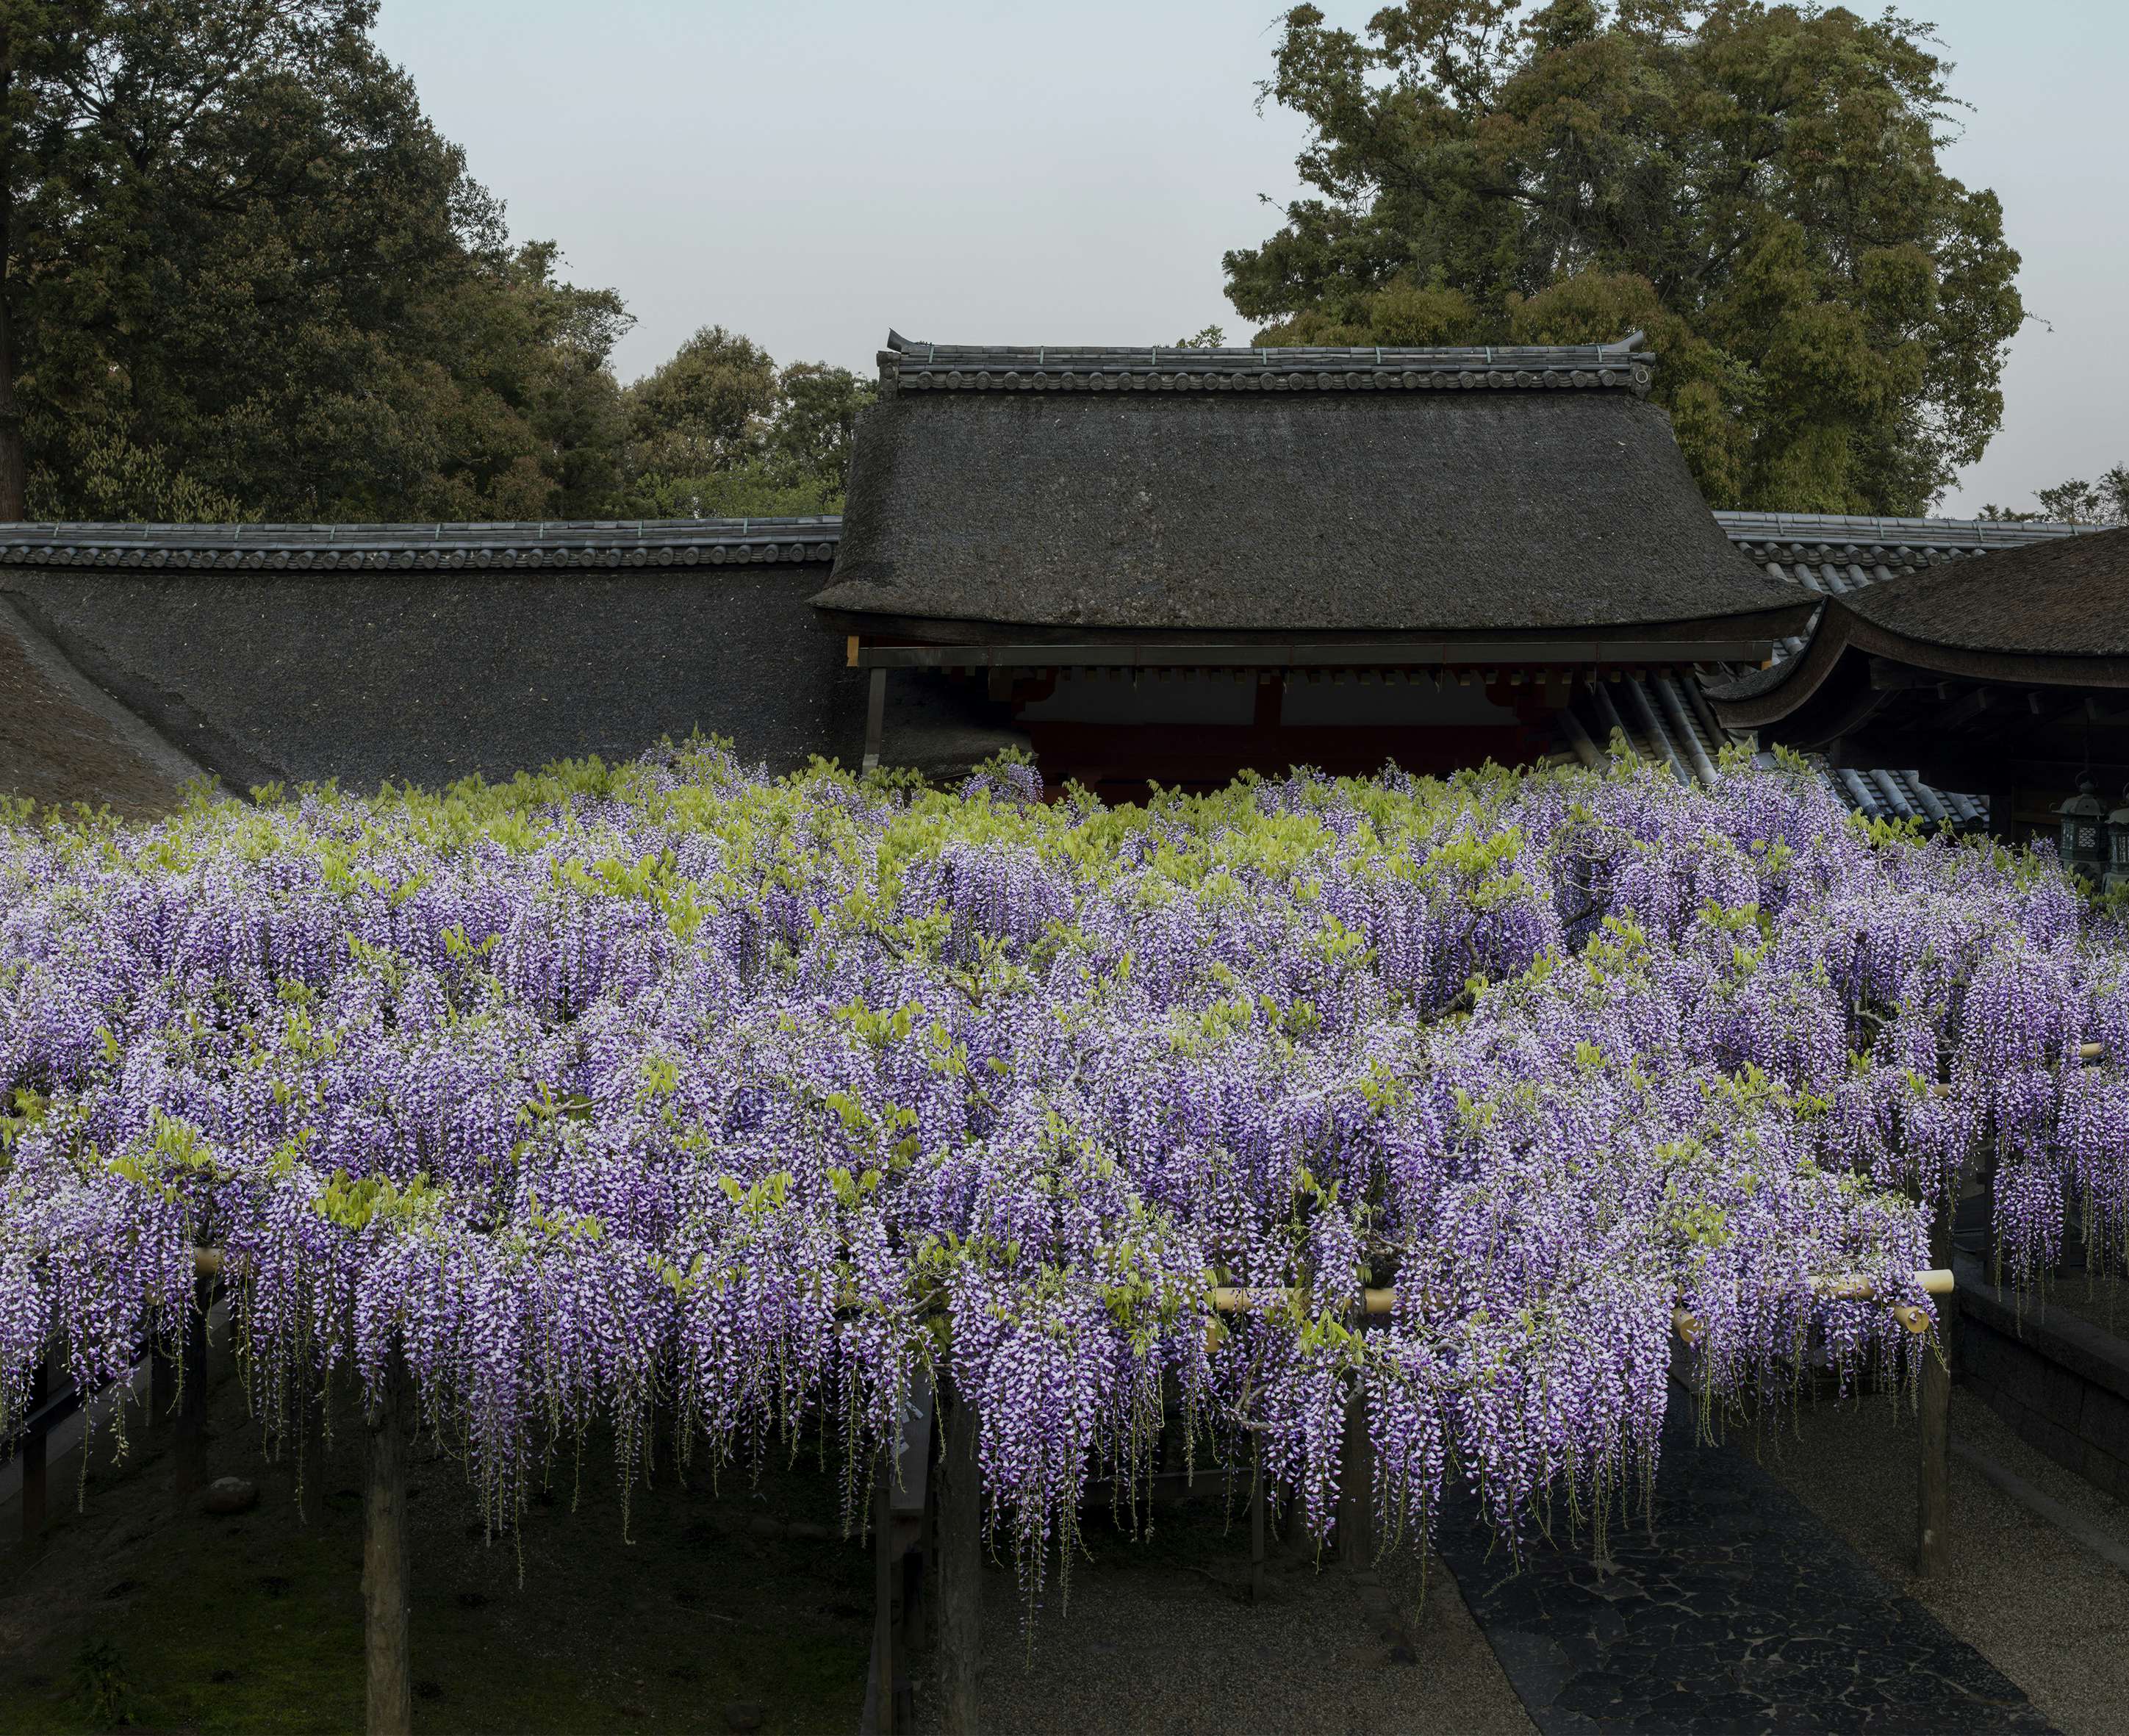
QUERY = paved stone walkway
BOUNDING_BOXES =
[1432,1405,2056,1735]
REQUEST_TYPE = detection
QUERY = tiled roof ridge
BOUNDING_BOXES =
[1715,510,2094,552]
[0,517,843,570]
[877,329,1655,397]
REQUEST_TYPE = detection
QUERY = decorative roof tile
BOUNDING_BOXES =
[878,331,1654,396]
[0,519,843,571]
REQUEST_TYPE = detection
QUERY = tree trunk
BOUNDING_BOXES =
[1249,1439,1267,1604]
[871,1460,895,1736]
[0,32,24,523]
[173,1278,210,1499]
[363,1349,414,1736]
[936,1387,982,1736]
[1337,1385,1374,1573]
[18,1355,46,1546]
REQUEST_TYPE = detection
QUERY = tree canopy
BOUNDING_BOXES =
[613,329,872,520]
[1981,464,2129,527]
[0,1,864,523]
[1224,1,2025,515]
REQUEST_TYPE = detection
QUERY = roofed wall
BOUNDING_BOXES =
[1,525,863,793]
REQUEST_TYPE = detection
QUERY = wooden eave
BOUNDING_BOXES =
[1713,599,2129,735]
[822,604,1808,667]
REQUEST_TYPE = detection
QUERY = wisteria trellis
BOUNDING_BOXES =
[3,742,2125,1594]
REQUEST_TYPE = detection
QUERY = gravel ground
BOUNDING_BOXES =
[1753,1382,2129,1736]
[911,1485,1533,1736]
[2018,1271,2129,1339]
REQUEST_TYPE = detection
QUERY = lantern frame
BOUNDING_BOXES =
[2105,789,2129,892]
[2058,778,2108,875]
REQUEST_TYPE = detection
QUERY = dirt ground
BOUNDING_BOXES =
[0,1335,869,1735]
[0,605,193,820]
[10,1329,2129,1735]
[2018,1269,2129,1339]
[909,1482,1534,1736]
[1753,1380,2129,1736]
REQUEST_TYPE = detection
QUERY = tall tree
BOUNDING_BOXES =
[1981,465,2129,526]
[1225,1,2025,514]
[4,0,629,521]
[615,330,872,518]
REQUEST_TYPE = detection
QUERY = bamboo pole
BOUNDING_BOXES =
[1917,1209,1956,1578]
[1215,1269,1953,1322]
[936,1388,980,1736]
[201,1248,1947,1332]
[363,1347,414,1736]
[1917,1329,1953,1575]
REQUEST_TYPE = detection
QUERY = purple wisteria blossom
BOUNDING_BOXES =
[1,741,2120,1593]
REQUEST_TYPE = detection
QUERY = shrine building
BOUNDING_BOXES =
[0,331,2101,835]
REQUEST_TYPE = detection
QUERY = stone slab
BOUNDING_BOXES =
[1434,1403,2056,1735]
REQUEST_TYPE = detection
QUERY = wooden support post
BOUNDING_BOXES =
[862,670,888,774]
[1917,1339,1952,1576]
[888,1369,933,1728]
[936,1387,981,1736]
[363,1349,414,1736]
[1250,1441,1267,1604]
[149,1335,175,1428]
[872,1457,896,1736]
[1917,1212,1955,1577]
[19,1356,48,1546]
[173,1277,209,1499]
[1337,1386,1373,1573]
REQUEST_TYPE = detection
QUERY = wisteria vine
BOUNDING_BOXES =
[3,741,2125,1593]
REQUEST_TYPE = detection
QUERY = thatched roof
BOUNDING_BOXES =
[811,335,1808,641]
[1711,523,2129,722]
[1839,524,2129,656]
[1,552,861,794]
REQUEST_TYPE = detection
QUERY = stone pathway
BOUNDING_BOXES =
[1433,1405,2057,1735]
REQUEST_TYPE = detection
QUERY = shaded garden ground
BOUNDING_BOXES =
[8,1335,2129,1735]
[908,1479,1533,1736]
[1765,1383,2129,1736]
[0,1333,869,1735]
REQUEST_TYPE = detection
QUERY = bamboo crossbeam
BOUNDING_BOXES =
[1671,1269,1950,1344]
[2080,1041,2107,1062]
[1214,1269,1952,1330]
[189,1247,1953,1320]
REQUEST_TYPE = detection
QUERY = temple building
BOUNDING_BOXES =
[0,331,2100,831]
[814,334,1808,799]
[1713,521,2128,838]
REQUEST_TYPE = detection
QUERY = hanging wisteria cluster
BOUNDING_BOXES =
[3,742,2125,1588]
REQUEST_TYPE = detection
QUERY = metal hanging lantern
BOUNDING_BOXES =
[2107,786,2129,892]
[2058,777,2108,873]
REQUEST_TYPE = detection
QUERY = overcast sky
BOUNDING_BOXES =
[372,0,2125,518]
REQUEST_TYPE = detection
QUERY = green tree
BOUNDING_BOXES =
[1224,1,2025,514]
[621,326,778,484]
[4,0,631,522]
[616,332,872,518]
[1981,465,2129,526]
